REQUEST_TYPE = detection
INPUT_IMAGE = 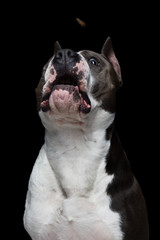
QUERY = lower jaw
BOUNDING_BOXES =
[41,85,91,114]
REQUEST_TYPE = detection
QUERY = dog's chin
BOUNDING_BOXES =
[49,85,81,114]
[41,84,91,115]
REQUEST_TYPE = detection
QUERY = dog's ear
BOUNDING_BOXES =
[101,37,122,87]
[54,41,62,54]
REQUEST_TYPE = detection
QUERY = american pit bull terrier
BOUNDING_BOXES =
[23,37,149,240]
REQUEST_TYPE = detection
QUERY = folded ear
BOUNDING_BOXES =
[54,41,62,54]
[101,37,122,87]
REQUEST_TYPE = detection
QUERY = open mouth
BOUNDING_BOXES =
[41,74,91,114]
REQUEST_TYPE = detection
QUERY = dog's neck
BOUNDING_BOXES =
[44,108,115,155]
[43,109,115,197]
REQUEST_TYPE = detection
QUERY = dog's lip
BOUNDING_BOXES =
[41,74,91,113]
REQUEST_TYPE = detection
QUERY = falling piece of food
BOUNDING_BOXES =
[76,18,86,27]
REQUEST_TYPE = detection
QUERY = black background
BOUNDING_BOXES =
[4,1,158,239]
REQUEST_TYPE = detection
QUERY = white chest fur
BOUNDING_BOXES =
[45,126,110,197]
[24,147,123,240]
[24,110,123,240]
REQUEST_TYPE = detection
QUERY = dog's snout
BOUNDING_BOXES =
[54,49,78,64]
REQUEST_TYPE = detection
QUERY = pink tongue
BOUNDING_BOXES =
[50,88,80,112]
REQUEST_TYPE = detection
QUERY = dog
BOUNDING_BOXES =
[23,37,149,240]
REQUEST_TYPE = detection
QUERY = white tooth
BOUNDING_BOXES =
[75,86,79,92]
[83,99,90,108]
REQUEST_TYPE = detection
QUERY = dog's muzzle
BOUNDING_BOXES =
[41,49,91,114]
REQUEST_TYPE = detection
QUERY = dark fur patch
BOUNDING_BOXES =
[81,50,119,113]
[106,123,114,140]
[106,132,149,240]
[35,59,51,111]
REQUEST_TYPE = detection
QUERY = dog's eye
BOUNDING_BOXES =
[89,57,99,66]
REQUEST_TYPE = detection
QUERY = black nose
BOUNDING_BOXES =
[54,49,78,64]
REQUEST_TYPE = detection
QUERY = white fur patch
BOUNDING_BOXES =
[24,108,123,240]
[24,145,123,240]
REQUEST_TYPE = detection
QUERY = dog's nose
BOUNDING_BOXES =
[54,49,78,64]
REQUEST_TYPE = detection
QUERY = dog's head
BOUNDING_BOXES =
[36,37,122,129]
